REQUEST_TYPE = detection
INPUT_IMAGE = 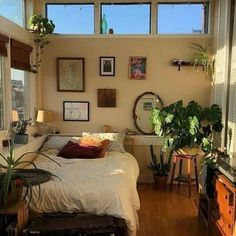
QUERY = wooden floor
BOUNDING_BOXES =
[137,184,207,236]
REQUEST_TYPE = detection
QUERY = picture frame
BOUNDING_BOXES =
[97,89,116,107]
[63,101,89,121]
[99,57,115,76]
[129,56,147,80]
[57,57,85,92]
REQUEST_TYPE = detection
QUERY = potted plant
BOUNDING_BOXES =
[148,145,172,190]
[14,119,31,144]
[152,100,223,155]
[0,133,59,209]
[28,14,55,73]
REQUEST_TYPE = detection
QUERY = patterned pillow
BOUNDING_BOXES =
[82,132,126,153]
[40,135,81,152]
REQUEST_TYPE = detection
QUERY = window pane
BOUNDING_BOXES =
[157,3,207,34]
[0,0,25,27]
[101,3,151,34]
[11,69,28,120]
[0,57,4,130]
[46,4,94,34]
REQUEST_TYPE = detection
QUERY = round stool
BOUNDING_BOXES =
[170,153,199,197]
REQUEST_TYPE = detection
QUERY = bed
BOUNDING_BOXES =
[25,134,140,236]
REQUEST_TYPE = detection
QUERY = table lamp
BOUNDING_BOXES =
[12,110,19,122]
[36,110,53,135]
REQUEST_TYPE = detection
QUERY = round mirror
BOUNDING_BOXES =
[133,92,163,135]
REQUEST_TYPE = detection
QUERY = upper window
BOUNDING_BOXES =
[0,0,25,27]
[157,2,209,34]
[0,57,4,130]
[101,3,151,34]
[46,3,94,34]
[11,69,29,120]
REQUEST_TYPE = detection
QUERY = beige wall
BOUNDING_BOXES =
[40,36,212,134]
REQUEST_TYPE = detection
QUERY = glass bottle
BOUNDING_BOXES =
[101,14,107,34]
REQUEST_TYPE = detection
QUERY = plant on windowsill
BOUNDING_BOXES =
[14,119,31,144]
[28,14,55,73]
[148,145,172,191]
[0,131,60,209]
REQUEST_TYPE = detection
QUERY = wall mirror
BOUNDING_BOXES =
[133,92,163,135]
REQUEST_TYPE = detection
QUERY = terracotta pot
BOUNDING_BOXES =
[153,174,168,191]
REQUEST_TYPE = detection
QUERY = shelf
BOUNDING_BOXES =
[171,59,192,71]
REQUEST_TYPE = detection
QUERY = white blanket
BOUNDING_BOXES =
[27,151,140,236]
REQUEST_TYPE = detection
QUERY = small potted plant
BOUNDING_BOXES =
[148,145,172,190]
[14,119,31,144]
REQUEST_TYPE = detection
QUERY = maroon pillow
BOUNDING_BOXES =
[57,141,101,159]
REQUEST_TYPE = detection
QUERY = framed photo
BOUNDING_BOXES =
[99,57,115,76]
[129,56,147,80]
[63,101,89,121]
[57,57,85,92]
[97,89,116,107]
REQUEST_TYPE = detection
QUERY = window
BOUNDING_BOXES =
[157,2,209,34]
[46,4,94,34]
[0,0,25,27]
[11,69,29,120]
[0,57,4,130]
[101,3,151,34]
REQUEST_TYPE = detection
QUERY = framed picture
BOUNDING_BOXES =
[63,101,89,121]
[129,56,147,80]
[99,57,115,76]
[57,57,85,92]
[97,89,116,107]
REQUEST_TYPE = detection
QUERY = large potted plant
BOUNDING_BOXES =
[152,100,223,154]
[148,145,172,190]
[28,14,55,73]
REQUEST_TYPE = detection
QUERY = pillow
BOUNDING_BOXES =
[82,132,126,153]
[40,136,81,152]
[57,141,102,159]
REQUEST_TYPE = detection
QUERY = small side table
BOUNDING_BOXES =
[170,153,199,197]
[0,200,28,235]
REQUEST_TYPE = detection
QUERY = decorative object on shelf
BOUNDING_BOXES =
[14,119,31,144]
[101,14,108,34]
[148,145,171,190]
[190,41,214,78]
[57,57,85,92]
[63,101,89,121]
[152,100,223,155]
[133,92,163,135]
[0,133,59,209]
[99,57,115,76]
[28,14,55,73]
[97,89,116,107]
[171,59,191,71]
[36,110,54,135]
[129,56,147,80]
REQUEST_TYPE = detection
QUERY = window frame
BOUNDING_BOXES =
[0,57,4,130]
[157,1,210,35]
[45,2,95,34]
[100,2,152,34]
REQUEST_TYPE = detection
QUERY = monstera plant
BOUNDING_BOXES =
[28,14,55,73]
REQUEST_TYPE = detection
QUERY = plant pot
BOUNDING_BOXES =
[14,134,28,144]
[153,174,168,191]
[177,146,204,156]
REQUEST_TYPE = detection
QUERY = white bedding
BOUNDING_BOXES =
[26,151,140,236]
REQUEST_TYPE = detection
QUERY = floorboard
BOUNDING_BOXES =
[137,184,207,236]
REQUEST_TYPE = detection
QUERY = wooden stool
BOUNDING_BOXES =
[170,153,199,197]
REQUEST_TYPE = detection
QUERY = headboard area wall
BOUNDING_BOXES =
[40,36,212,134]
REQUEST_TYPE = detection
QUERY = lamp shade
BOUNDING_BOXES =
[36,110,53,123]
[12,110,19,122]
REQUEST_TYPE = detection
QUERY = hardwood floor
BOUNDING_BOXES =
[137,184,207,236]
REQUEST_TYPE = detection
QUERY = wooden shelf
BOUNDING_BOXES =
[171,59,192,71]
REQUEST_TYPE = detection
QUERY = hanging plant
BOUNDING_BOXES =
[28,14,55,73]
[190,41,215,79]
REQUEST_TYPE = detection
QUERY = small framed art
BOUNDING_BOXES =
[57,57,85,92]
[63,101,89,121]
[129,56,147,80]
[99,57,115,76]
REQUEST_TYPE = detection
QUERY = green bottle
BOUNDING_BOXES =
[101,14,107,34]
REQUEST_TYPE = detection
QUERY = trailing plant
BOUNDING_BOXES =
[152,100,223,154]
[190,41,214,79]
[28,14,55,73]
[0,132,60,208]
[148,145,172,176]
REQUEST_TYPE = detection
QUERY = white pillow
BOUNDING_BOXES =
[40,135,81,152]
[82,132,126,153]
